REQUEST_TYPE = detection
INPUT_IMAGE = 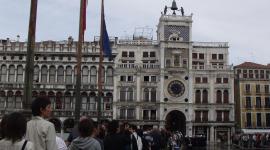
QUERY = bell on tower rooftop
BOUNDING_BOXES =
[171,0,178,15]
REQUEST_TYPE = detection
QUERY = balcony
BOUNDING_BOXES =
[193,42,228,48]
[118,39,158,45]
[192,65,232,70]
[118,81,136,87]
[143,116,156,121]
[52,109,112,118]
[141,81,158,87]
[116,63,137,69]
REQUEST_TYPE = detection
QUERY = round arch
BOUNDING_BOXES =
[165,110,186,135]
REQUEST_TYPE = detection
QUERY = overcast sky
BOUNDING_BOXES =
[0,0,270,65]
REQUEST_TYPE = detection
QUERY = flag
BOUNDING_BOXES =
[82,0,88,39]
[100,0,112,57]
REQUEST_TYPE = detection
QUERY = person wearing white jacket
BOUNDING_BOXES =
[26,97,57,150]
[130,125,143,150]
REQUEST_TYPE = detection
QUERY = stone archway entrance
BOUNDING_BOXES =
[165,110,186,135]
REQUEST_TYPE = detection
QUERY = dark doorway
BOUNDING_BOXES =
[165,110,186,135]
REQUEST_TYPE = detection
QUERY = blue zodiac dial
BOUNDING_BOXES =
[168,80,185,97]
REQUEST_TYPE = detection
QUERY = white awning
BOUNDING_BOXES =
[241,129,270,134]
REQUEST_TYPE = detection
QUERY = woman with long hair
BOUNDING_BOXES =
[0,112,34,150]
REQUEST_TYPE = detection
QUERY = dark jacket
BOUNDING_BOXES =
[104,133,125,150]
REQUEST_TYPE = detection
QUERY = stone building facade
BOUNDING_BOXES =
[113,6,235,144]
[234,62,270,133]
[0,37,117,130]
[0,2,235,144]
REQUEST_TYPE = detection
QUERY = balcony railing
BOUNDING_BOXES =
[116,63,160,70]
[143,117,157,121]
[192,65,232,70]
[193,42,229,48]
[118,40,158,45]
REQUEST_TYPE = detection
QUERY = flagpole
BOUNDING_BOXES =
[74,0,86,123]
[23,0,38,113]
[97,0,105,123]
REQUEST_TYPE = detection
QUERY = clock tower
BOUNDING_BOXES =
[157,0,193,136]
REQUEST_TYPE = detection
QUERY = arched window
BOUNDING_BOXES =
[64,92,72,109]
[32,91,38,102]
[0,65,7,82]
[7,91,14,108]
[16,65,23,82]
[90,66,97,85]
[0,91,6,108]
[105,93,112,110]
[56,92,63,109]
[41,66,48,83]
[223,90,229,104]
[8,65,15,82]
[15,91,22,109]
[66,66,72,84]
[202,90,208,104]
[82,66,89,84]
[216,90,222,104]
[195,90,201,104]
[57,66,64,83]
[127,88,133,102]
[89,92,96,110]
[40,91,46,97]
[151,88,156,102]
[100,67,105,83]
[49,66,56,83]
[33,65,39,82]
[81,92,88,110]
[48,91,55,109]
[144,88,150,102]
[106,67,113,85]
[120,87,126,102]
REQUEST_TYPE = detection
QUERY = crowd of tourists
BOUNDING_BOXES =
[232,133,270,149]
[0,96,189,150]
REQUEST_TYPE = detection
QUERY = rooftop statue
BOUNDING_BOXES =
[164,5,168,15]
[181,7,184,16]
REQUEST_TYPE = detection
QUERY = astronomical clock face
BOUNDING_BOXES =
[167,80,185,97]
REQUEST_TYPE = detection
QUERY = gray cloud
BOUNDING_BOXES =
[0,0,269,65]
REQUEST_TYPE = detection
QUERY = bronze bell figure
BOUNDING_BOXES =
[171,0,178,15]
[171,0,178,11]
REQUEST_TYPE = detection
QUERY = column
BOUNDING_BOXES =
[63,67,66,84]
[228,129,231,145]
[22,65,25,83]
[47,66,49,83]
[38,66,41,83]
[210,126,214,143]
[14,65,17,83]
[136,106,140,120]
[71,68,74,84]
[136,75,141,102]
[55,66,58,83]
[6,65,9,82]
[207,127,210,143]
